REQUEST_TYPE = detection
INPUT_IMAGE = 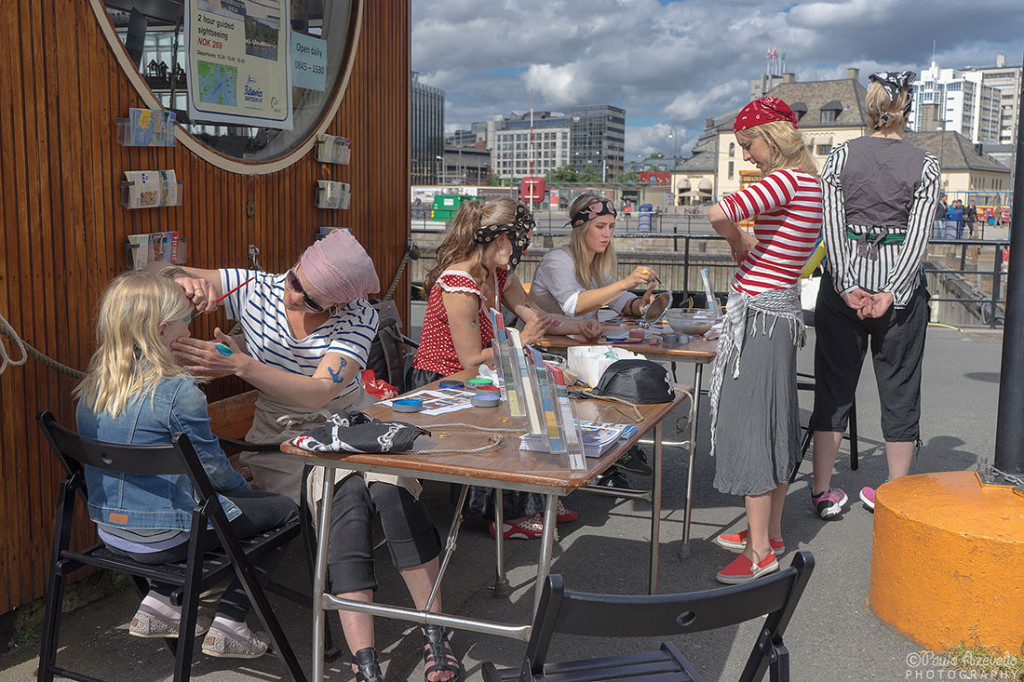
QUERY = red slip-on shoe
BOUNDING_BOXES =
[556,500,578,523]
[714,529,784,554]
[715,551,779,585]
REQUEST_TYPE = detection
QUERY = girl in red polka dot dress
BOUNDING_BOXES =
[410,198,600,539]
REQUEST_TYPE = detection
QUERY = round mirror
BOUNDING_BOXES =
[90,0,359,172]
[641,292,672,328]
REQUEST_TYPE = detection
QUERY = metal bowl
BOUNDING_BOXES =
[665,308,717,335]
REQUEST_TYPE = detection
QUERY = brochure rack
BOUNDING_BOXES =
[121,170,183,209]
[315,134,351,164]
[316,180,351,209]
[126,231,188,270]
[117,108,177,147]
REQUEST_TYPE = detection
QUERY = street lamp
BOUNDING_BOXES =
[668,126,679,163]
[434,155,443,185]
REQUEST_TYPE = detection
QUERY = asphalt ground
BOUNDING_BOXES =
[0,323,1007,681]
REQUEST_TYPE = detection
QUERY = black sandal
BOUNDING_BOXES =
[421,625,461,682]
[353,647,385,682]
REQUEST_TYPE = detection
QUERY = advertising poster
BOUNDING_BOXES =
[186,0,293,129]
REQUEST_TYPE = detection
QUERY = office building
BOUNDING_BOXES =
[961,54,1022,147]
[908,62,1002,145]
[475,105,625,181]
[411,71,445,184]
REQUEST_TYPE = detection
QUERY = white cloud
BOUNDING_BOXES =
[412,0,1024,159]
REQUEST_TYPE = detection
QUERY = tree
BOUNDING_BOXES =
[547,164,580,183]
[618,171,641,184]
[579,165,600,183]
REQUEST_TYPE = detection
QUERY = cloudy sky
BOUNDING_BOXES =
[411,0,1024,161]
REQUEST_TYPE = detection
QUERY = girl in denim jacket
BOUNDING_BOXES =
[74,272,298,659]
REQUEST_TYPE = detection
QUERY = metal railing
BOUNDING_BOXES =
[409,228,1009,329]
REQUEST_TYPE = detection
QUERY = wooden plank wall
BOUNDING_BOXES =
[0,0,410,615]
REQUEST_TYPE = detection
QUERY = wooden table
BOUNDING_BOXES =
[281,370,687,678]
[537,322,719,556]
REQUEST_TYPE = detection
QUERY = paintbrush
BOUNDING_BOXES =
[185,276,255,322]
[641,268,665,289]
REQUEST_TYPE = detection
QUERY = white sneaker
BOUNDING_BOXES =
[129,604,212,638]
[201,626,270,659]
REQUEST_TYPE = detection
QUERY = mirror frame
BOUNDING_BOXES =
[88,0,364,175]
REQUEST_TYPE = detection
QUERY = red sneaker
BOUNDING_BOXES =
[556,500,578,523]
[714,529,784,554]
[715,551,779,584]
[488,513,544,540]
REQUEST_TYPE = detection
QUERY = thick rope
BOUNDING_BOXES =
[0,312,84,379]
[383,248,412,301]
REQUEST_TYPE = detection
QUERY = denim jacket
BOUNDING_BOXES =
[76,376,249,531]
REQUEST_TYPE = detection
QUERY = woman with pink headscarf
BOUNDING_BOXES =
[153,229,461,682]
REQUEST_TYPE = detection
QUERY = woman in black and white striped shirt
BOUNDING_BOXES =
[808,71,941,518]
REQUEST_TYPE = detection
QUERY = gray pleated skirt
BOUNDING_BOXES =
[712,313,801,497]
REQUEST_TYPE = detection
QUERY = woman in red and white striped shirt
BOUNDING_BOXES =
[706,97,822,585]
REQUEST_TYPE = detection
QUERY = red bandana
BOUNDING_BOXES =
[733,97,799,132]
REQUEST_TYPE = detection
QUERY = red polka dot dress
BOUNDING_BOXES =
[412,268,509,376]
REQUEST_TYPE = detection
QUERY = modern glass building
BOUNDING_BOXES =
[568,105,626,182]
[411,72,445,184]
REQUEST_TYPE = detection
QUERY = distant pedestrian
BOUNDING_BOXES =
[947,199,964,238]
[934,193,948,237]
[809,71,940,517]
[965,201,978,238]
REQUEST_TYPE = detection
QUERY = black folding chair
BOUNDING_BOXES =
[36,411,306,682]
[482,551,815,682]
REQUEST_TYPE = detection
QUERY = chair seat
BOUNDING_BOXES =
[483,643,700,682]
[60,522,300,601]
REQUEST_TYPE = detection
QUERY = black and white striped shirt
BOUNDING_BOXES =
[820,137,941,308]
[219,268,378,397]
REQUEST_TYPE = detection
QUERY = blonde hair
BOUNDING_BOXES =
[567,192,618,288]
[866,81,910,131]
[423,197,524,294]
[740,120,819,177]
[74,272,195,417]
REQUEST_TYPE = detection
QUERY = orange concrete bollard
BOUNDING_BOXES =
[869,471,1024,655]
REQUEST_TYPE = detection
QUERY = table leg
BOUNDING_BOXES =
[649,422,663,594]
[493,488,510,598]
[312,472,335,682]
[681,363,703,559]
[533,494,558,616]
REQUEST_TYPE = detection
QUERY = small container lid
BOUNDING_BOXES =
[393,398,424,413]
[470,394,500,408]
[466,377,493,388]
[476,385,500,395]
[438,380,465,389]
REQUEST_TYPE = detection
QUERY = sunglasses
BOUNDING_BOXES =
[285,270,326,313]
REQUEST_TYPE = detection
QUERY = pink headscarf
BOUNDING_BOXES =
[298,230,381,304]
[733,97,799,132]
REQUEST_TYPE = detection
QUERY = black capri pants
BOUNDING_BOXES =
[326,472,442,594]
[808,272,929,443]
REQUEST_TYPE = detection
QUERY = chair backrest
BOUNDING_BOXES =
[366,301,417,394]
[526,551,815,680]
[37,411,219,507]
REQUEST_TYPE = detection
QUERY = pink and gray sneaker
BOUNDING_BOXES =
[859,486,876,510]
[811,487,848,519]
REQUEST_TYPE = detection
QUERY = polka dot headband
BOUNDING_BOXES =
[734,97,799,132]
